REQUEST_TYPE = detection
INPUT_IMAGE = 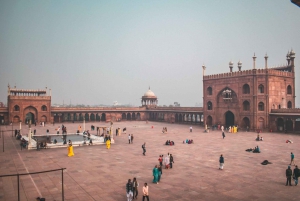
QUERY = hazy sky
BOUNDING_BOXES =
[0,0,299,107]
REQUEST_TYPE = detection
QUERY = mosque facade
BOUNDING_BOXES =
[0,50,299,132]
[202,50,299,132]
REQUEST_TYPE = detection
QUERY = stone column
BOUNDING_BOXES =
[28,128,32,149]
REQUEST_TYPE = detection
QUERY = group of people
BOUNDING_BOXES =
[245,146,260,153]
[183,139,194,144]
[286,165,299,186]
[158,153,174,169]
[126,178,149,201]
[162,127,167,133]
[228,125,238,133]
[255,134,263,141]
[165,140,174,146]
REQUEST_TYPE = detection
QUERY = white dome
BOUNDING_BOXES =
[144,89,156,97]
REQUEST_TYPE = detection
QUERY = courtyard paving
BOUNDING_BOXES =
[0,121,300,201]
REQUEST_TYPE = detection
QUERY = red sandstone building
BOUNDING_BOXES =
[0,50,299,132]
[0,87,203,126]
[202,50,299,132]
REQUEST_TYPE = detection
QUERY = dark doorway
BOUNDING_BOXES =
[101,113,106,121]
[242,117,250,129]
[25,112,35,124]
[277,118,284,131]
[225,111,234,127]
[286,119,293,131]
[0,116,4,124]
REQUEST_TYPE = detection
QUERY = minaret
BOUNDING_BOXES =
[7,83,10,96]
[264,53,268,69]
[229,61,233,72]
[202,64,206,76]
[237,60,242,71]
[287,51,291,66]
[290,49,295,67]
[252,53,257,69]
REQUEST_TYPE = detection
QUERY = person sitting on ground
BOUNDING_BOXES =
[256,134,260,141]
[253,146,260,153]
[186,139,189,143]
[246,148,254,152]
[183,140,185,144]
[286,140,293,143]
[190,139,194,144]
[260,137,263,141]
[165,140,169,145]
[53,139,57,144]
[170,141,174,145]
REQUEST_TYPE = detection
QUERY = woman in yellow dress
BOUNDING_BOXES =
[68,144,74,157]
[106,139,111,149]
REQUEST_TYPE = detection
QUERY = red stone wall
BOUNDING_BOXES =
[8,96,51,123]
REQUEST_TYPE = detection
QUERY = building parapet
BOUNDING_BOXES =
[51,107,146,113]
[203,68,294,80]
[8,96,51,100]
[271,108,300,113]
[0,108,8,113]
[148,107,203,111]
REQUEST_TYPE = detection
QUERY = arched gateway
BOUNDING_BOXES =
[225,111,234,127]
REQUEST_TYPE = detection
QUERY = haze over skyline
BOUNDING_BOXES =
[0,1,299,107]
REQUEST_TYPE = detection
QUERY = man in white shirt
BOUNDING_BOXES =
[128,134,131,144]
[142,183,149,201]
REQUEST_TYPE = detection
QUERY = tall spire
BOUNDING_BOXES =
[264,53,268,69]
[252,53,257,69]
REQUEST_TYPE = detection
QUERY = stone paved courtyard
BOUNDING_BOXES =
[0,121,300,201]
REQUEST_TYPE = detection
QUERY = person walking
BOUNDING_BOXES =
[158,165,162,182]
[152,165,159,184]
[131,134,134,144]
[67,144,74,157]
[164,155,170,169]
[142,183,149,201]
[222,131,225,139]
[132,177,139,199]
[190,126,193,132]
[142,143,146,156]
[286,166,293,186]
[126,179,134,201]
[293,165,299,186]
[106,138,111,149]
[170,154,174,169]
[290,152,295,166]
[219,154,224,170]
[128,134,131,144]
[158,155,163,167]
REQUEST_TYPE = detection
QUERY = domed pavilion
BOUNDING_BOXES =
[141,87,158,106]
